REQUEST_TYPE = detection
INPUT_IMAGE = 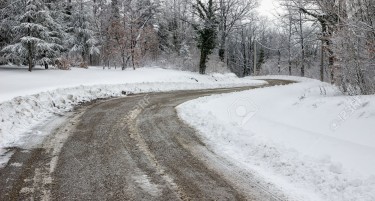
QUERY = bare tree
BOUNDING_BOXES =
[218,0,257,62]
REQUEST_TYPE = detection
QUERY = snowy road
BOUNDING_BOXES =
[0,80,293,200]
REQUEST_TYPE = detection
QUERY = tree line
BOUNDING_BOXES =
[0,0,251,74]
[0,0,374,95]
[277,0,374,95]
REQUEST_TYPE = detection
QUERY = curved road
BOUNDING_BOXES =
[0,79,293,201]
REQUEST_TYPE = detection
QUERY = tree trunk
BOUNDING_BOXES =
[288,15,292,76]
[131,45,135,70]
[130,24,135,70]
[254,42,259,75]
[329,50,335,84]
[81,51,86,65]
[218,0,225,62]
[299,7,339,84]
[199,48,207,74]
[219,32,225,62]
[219,48,225,62]
[278,50,281,73]
[321,23,335,84]
[28,52,32,72]
[28,43,33,72]
[242,29,247,76]
[122,51,126,70]
[248,37,253,75]
[299,12,305,77]
[320,40,324,81]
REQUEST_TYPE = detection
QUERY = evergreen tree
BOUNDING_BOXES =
[0,0,20,64]
[1,0,63,71]
[67,1,99,66]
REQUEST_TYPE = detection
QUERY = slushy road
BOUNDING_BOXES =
[0,79,293,201]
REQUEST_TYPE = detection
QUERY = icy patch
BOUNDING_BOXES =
[133,174,161,197]
[0,148,14,168]
[10,162,23,167]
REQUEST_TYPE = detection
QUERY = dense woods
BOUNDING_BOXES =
[0,0,374,94]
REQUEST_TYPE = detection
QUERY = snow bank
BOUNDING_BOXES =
[0,66,247,103]
[0,66,265,167]
[177,76,375,201]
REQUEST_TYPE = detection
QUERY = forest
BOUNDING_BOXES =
[0,0,374,95]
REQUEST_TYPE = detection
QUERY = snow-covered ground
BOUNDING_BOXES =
[2,66,374,200]
[177,76,375,201]
[0,66,265,167]
[0,66,261,103]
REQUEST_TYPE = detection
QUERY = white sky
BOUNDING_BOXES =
[257,0,281,19]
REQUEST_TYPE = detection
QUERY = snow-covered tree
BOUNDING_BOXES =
[217,0,257,62]
[67,0,99,67]
[332,0,375,94]
[193,0,218,74]
[121,0,160,69]
[1,0,64,71]
[0,0,19,64]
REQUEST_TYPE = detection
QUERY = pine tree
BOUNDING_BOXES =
[0,0,17,64]
[67,1,99,67]
[1,0,63,71]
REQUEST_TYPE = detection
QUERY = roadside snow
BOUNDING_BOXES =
[177,76,375,201]
[0,66,265,167]
[0,66,259,103]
